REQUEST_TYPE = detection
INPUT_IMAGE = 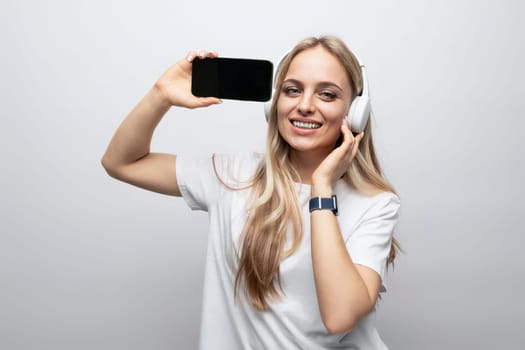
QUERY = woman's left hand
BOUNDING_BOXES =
[311,121,363,195]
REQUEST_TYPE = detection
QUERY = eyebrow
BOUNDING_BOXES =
[282,79,344,93]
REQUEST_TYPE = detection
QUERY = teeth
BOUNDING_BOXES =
[292,121,321,129]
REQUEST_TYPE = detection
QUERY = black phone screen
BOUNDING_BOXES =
[191,57,273,102]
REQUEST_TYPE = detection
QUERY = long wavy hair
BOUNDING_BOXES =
[231,35,400,311]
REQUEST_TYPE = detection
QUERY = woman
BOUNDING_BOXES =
[102,35,400,349]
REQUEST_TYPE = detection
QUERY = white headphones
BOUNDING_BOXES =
[264,53,371,134]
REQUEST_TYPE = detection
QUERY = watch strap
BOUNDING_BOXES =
[309,195,338,215]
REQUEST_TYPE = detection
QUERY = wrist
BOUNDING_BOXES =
[311,181,333,197]
[309,195,338,216]
[151,82,173,111]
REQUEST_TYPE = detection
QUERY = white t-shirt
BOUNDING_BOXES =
[176,152,400,350]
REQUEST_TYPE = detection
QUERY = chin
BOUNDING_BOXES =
[288,140,332,154]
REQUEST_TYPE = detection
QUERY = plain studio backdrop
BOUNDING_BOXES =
[1,0,524,349]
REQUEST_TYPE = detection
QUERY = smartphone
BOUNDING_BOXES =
[191,57,273,102]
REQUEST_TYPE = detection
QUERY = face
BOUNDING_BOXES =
[277,46,352,160]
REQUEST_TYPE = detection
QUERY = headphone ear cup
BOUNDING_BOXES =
[264,91,273,122]
[347,96,371,133]
[264,53,289,123]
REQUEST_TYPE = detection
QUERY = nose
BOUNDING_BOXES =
[297,91,315,116]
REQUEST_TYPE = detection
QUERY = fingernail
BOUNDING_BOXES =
[186,54,194,62]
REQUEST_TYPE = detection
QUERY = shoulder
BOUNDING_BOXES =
[176,152,263,183]
[211,152,264,185]
[336,180,399,211]
[363,191,400,223]
[335,183,400,225]
[212,152,263,169]
[364,191,400,213]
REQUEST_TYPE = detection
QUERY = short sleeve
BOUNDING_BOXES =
[176,153,262,212]
[346,192,400,292]
[176,155,219,211]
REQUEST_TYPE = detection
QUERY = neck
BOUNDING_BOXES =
[290,148,331,185]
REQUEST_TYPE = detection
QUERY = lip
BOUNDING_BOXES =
[289,118,323,135]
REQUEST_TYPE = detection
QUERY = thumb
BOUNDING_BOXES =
[195,97,223,108]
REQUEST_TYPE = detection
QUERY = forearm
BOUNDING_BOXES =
[310,185,374,333]
[101,51,220,196]
[101,85,171,172]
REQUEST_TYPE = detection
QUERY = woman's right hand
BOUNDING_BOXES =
[154,50,222,109]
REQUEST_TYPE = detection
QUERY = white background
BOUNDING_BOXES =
[1,0,524,349]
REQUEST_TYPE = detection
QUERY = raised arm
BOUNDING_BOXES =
[310,123,379,334]
[101,51,221,196]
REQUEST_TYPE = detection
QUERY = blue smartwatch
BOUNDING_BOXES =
[309,195,338,216]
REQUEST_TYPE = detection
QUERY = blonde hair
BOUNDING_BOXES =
[232,35,399,310]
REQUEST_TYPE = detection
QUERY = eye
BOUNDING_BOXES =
[319,90,337,101]
[282,86,301,96]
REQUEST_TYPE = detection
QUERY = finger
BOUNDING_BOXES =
[186,50,199,62]
[196,50,218,59]
[182,50,217,72]
[186,50,217,63]
[193,97,222,108]
[350,132,364,159]
[340,122,355,152]
[206,50,218,58]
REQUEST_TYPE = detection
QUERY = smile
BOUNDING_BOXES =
[291,120,321,129]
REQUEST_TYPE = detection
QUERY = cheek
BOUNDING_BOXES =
[276,99,292,126]
[324,107,346,135]
[276,114,289,138]
[276,97,292,116]
[326,102,348,119]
